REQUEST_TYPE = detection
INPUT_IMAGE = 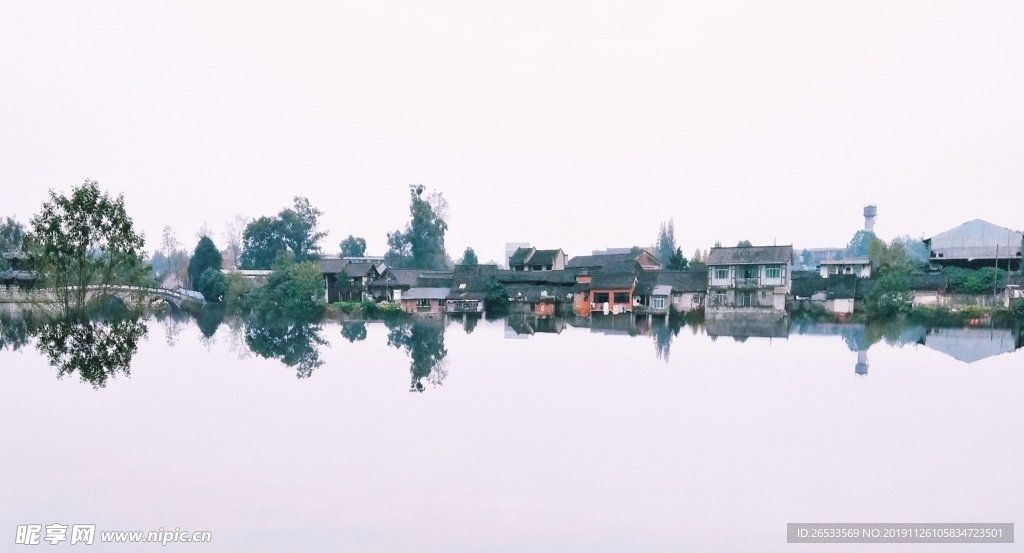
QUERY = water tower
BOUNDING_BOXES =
[863,204,877,233]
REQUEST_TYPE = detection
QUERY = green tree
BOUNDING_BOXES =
[868,237,915,276]
[846,230,876,258]
[385,185,450,269]
[461,247,478,265]
[0,216,25,270]
[27,180,147,318]
[279,196,327,262]
[197,267,227,302]
[867,271,914,317]
[339,235,367,257]
[656,219,677,266]
[187,235,223,288]
[240,216,285,269]
[667,247,688,270]
[484,279,510,315]
[250,253,326,321]
[239,197,327,269]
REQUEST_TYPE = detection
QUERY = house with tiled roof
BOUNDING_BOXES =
[508,247,567,272]
[706,245,793,314]
[399,271,453,315]
[447,264,499,314]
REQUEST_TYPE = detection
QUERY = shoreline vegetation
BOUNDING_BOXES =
[2,179,1023,330]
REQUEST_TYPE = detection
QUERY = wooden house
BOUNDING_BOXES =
[318,257,383,303]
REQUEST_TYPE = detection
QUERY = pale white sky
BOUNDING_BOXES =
[2,1,1022,263]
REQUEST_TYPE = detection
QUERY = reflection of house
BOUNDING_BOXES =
[819,259,871,278]
[505,314,567,336]
[925,219,1023,271]
[508,248,567,271]
[705,315,789,340]
[920,327,1021,363]
[447,264,498,314]
[706,245,793,314]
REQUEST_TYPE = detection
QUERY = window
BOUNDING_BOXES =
[652,297,665,309]
[714,267,729,279]
[765,265,781,279]
[613,292,630,303]
[714,290,727,304]
[593,292,609,304]
[416,299,430,308]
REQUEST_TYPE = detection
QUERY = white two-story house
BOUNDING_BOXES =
[706,245,793,314]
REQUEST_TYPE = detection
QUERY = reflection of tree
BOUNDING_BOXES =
[340,322,367,343]
[463,315,479,334]
[386,319,448,392]
[0,311,35,352]
[34,318,147,388]
[195,306,225,340]
[245,318,326,378]
[652,316,684,362]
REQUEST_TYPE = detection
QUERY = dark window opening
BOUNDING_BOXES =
[593,292,609,303]
[613,292,630,303]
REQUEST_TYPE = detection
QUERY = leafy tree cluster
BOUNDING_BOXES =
[865,237,919,317]
[654,220,687,270]
[846,230,875,258]
[460,247,479,266]
[27,180,147,318]
[385,185,450,270]
[248,253,326,321]
[484,279,510,315]
[656,220,677,265]
[186,235,226,302]
[240,197,326,269]
[339,235,367,257]
[943,267,1006,294]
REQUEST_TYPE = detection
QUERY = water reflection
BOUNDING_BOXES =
[340,321,367,343]
[34,317,147,388]
[0,310,35,352]
[4,305,1022,388]
[245,318,327,379]
[386,319,448,392]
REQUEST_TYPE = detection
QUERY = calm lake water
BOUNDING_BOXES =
[2,312,1022,552]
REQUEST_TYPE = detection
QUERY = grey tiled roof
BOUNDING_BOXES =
[706,245,793,265]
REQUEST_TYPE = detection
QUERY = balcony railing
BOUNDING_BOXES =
[735,277,760,287]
